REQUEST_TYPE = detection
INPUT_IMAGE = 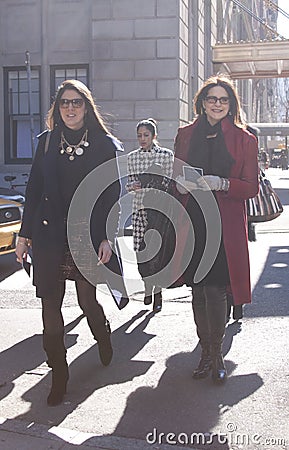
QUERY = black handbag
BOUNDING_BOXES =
[138,179,175,284]
[247,172,283,222]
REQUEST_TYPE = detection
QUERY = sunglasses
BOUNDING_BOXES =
[59,98,84,108]
[205,96,230,105]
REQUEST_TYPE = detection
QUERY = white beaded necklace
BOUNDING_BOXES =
[59,129,89,161]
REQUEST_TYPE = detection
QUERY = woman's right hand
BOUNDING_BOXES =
[126,180,142,191]
[15,238,32,264]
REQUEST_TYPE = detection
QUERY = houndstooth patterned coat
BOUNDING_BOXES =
[126,144,174,251]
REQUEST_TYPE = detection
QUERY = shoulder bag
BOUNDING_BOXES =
[247,171,283,222]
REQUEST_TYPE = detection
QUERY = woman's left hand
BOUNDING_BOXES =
[197,175,222,191]
[97,240,112,265]
[176,175,198,193]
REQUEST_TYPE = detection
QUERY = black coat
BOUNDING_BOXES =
[20,127,124,298]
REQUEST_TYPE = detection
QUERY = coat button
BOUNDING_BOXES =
[42,220,48,225]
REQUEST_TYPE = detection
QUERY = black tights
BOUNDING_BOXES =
[41,279,105,336]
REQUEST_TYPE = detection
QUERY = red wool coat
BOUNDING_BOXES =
[173,116,259,305]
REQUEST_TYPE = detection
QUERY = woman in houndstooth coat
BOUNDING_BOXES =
[126,119,174,312]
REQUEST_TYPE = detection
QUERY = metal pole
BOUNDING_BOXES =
[285,108,288,153]
[25,50,36,156]
[285,90,289,156]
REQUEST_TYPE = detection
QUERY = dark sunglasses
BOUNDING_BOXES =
[59,98,84,108]
[205,96,230,105]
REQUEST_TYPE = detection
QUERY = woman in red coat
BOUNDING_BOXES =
[173,75,258,383]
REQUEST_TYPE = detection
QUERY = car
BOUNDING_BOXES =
[0,197,23,256]
[0,187,25,204]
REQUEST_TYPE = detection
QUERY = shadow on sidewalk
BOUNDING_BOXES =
[0,314,82,402]
[91,321,261,450]
[0,317,263,450]
[10,309,156,427]
[247,245,289,318]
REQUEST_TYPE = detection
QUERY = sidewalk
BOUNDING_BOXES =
[0,168,288,450]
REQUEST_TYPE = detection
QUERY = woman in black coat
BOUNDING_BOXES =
[15,80,125,406]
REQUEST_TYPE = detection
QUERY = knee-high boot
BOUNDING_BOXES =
[85,302,113,367]
[43,332,69,406]
[205,285,227,384]
[192,286,212,379]
[153,286,162,312]
[144,281,153,305]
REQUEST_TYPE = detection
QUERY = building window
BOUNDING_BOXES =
[4,68,41,163]
[50,66,89,99]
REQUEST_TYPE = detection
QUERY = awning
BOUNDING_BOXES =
[212,40,289,79]
[249,123,289,136]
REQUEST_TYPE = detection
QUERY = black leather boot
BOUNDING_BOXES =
[153,287,162,312]
[205,286,227,384]
[227,293,243,321]
[211,351,227,384]
[192,347,212,379]
[43,332,69,406]
[87,307,113,366]
[144,282,153,305]
[192,286,212,379]
[233,305,243,321]
[226,293,232,322]
[96,320,113,367]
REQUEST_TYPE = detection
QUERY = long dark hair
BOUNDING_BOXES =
[194,74,244,126]
[46,79,109,133]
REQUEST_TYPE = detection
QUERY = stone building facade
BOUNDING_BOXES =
[1,0,272,179]
[0,0,221,179]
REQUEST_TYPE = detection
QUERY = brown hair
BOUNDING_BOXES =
[193,74,244,126]
[45,79,109,133]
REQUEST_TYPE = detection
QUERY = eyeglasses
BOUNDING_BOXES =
[205,96,230,105]
[59,98,84,108]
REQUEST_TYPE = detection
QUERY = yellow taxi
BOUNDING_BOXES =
[0,197,23,255]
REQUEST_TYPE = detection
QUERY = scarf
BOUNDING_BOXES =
[187,116,234,178]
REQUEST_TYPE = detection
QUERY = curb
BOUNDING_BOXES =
[0,417,197,450]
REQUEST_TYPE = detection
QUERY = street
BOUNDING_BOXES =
[0,168,288,450]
